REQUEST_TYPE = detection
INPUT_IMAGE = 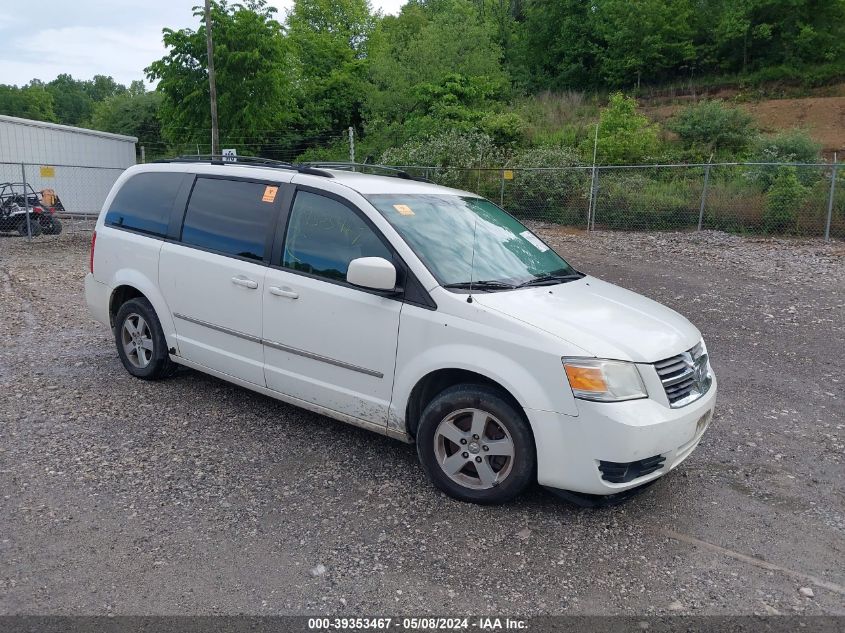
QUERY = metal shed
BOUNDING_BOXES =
[0,114,136,217]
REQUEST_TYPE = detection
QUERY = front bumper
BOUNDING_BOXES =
[527,375,716,496]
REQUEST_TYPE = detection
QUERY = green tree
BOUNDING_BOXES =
[584,93,661,165]
[510,0,598,90]
[367,0,508,139]
[45,74,95,125]
[516,0,845,90]
[146,0,294,155]
[592,0,696,87]
[708,0,845,74]
[0,83,57,122]
[519,0,696,89]
[395,73,505,139]
[90,90,165,158]
[286,0,375,139]
[84,75,127,102]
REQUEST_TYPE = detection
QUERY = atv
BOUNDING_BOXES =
[0,183,63,236]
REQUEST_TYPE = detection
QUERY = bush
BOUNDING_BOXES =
[750,128,823,190]
[479,112,527,147]
[296,141,351,163]
[531,124,592,149]
[754,128,822,164]
[596,173,699,230]
[667,100,756,158]
[703,173,767,233]
[379,130,504,189]
[517,90,598,148]
[582,93,662,165]
[505,147,588,223]
[764,167,805,233]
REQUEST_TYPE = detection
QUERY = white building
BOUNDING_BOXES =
[0,115,136,216]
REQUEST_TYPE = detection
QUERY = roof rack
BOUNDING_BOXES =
[154,155,334,178]
[303,162,433,183]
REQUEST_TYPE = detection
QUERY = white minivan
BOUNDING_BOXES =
[85,158,716,505]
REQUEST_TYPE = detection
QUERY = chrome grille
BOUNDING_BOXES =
[655,341,711,408]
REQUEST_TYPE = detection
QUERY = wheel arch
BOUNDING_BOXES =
[404,368,526,439]
[105,270,178,353]
[109,284,146,327]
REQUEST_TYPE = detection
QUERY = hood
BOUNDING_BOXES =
[473,276,700,362]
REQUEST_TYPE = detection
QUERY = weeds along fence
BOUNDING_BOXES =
[0,162,123,239]
[389,162,843,239]
[0,159,841,241]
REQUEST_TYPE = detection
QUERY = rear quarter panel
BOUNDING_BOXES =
[93,226,174,349]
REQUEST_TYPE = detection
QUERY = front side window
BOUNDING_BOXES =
[105,172,183,237]
[367,194,575,287]
[181,178,277,261]
[282,191,392,282]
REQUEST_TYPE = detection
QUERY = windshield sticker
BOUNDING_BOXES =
[262,186,278,203]
[520,230,549,252]
[393,204,415,216]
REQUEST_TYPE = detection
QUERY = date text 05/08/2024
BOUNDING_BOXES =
[307,617,528,630]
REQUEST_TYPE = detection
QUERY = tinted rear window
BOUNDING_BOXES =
[105,172,183,237]
[180,178,277,261]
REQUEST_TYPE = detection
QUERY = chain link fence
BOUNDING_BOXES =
[1,159,841,242]
[388,162,843,239]
[0,162,124,239]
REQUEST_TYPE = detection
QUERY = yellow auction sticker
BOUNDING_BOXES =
[393,204,415,216]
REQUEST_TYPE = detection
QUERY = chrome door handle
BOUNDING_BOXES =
[269,286,299,299]
[231,276,258,289]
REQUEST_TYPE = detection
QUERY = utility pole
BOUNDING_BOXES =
[205,0,220,156]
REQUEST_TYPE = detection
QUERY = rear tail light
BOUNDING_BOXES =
[89,230,96,274]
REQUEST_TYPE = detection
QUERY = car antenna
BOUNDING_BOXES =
[467,214,478,304]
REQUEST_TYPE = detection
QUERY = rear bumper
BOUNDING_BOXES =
[84,273,111,328]
[527,377,716,496]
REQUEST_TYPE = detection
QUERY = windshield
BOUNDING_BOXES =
[367,194,577,288]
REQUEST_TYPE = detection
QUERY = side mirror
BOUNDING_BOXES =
[347,257,397,291]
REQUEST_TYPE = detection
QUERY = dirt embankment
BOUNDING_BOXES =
[643,84,845,155]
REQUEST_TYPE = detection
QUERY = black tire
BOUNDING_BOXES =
[41,217,62,235]
[416,384,535,505]
[114,297,176,380]
[17,216,41,237]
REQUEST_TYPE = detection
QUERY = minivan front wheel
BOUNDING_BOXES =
[114,298,175,380]
[417,384,535,504]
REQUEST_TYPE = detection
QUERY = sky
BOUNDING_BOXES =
[0,0,406,88]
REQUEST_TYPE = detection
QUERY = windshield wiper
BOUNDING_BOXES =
[516,272,585,288]
[442,280,516,291]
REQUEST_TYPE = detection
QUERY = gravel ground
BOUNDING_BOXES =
[0,229,843,616]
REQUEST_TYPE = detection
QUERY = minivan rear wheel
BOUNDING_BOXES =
[416,384,535,504]
[114,298,176,380]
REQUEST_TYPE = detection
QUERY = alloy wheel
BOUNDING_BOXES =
[433,407,515,490]
[121,313,154,369]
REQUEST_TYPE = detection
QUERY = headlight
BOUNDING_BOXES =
[563,358,647,402]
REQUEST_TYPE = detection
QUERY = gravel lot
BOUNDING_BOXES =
[1,228,843,616]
